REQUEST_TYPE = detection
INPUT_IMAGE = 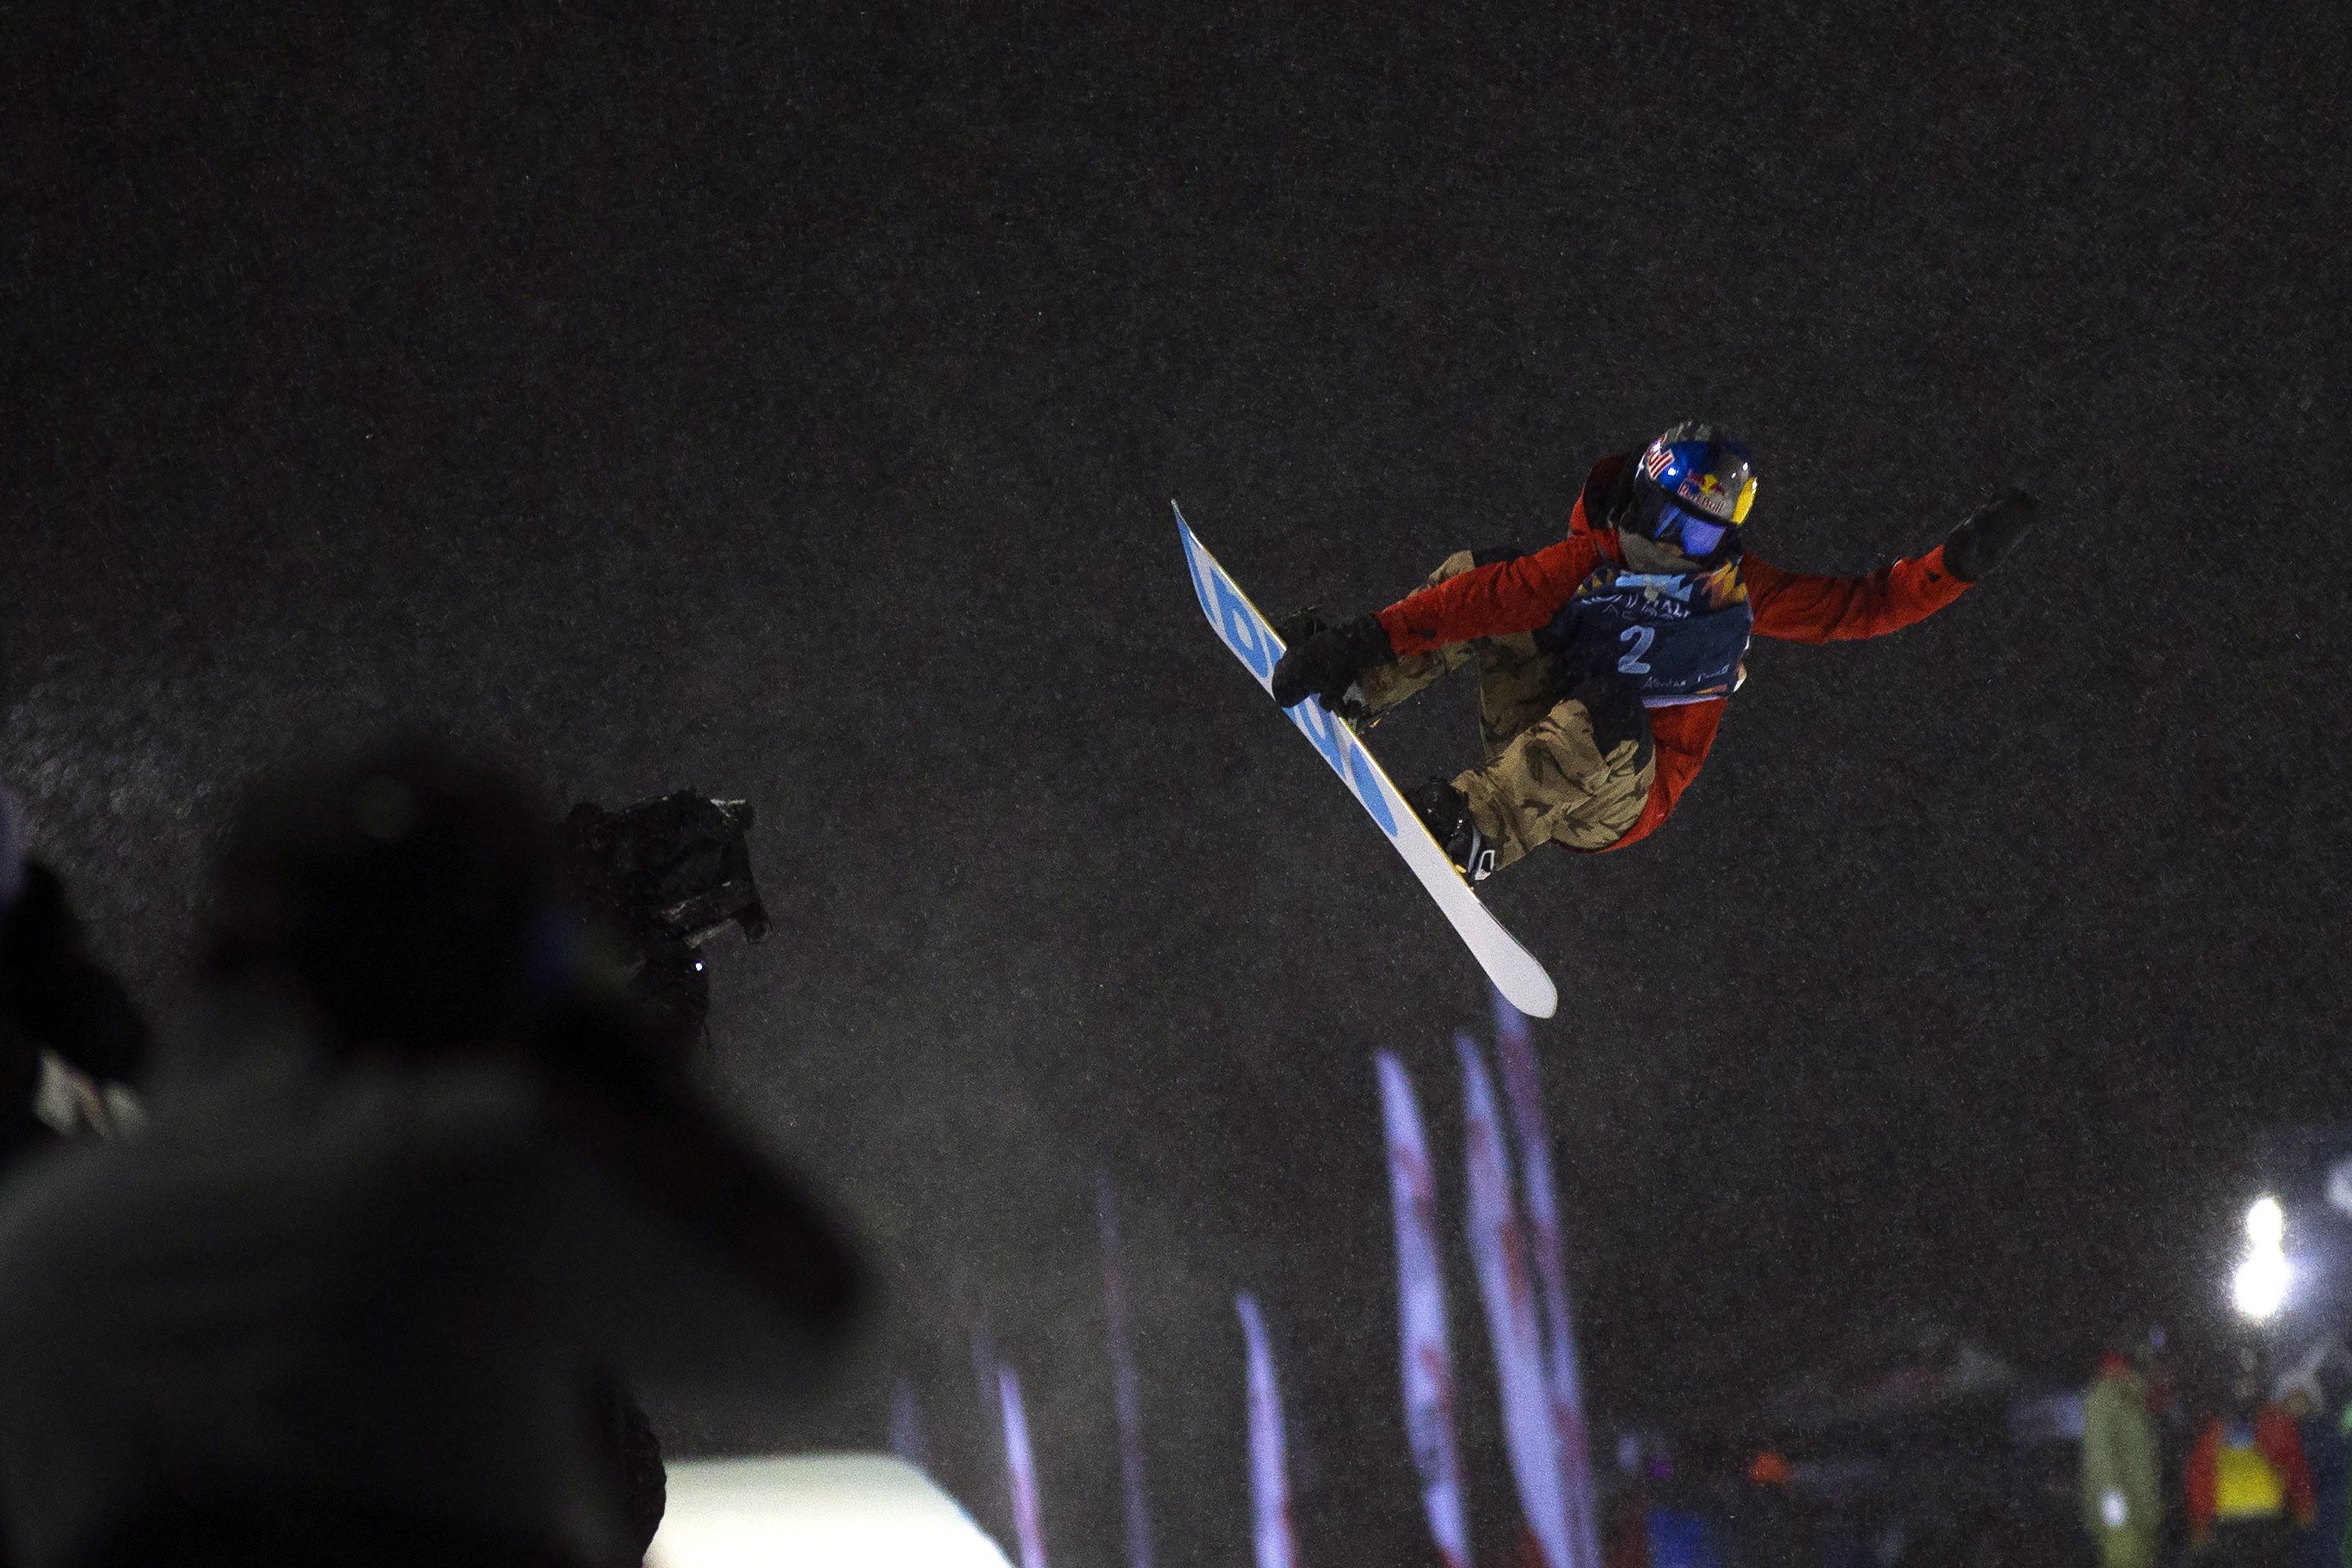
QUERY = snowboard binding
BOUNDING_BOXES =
[1408,778,1496,884]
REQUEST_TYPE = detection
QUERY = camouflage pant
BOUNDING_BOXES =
[1356,550,1656,868]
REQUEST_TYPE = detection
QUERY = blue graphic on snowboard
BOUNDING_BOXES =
[1179,516,1396,834]
[1175,501,1558,1018]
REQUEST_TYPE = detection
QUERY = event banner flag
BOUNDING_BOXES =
[1377,1050,1474,1568]
[1460,1034,1572,1568]
[1491,992,1600,1568]
[1237,1293,1300,1568]
[1098,1178,1157,1568]
[998,1366,1049,1568]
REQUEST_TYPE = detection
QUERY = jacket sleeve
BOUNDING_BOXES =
[1742,544,1971,645]
[1375,531,1604,656]
[1374,452,1634,656]
[2261,1410,2318,1525]
[1600,702,1725,853]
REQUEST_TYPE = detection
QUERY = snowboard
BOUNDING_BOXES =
[1176,502,1559,1018]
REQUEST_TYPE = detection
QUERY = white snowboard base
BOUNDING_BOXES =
[1177,502,1558,1018]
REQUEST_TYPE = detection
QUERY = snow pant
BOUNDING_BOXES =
[1355,549,1657,869]
[2097,1522,2158,1568]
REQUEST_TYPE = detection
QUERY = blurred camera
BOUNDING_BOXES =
[557,793,769,1053]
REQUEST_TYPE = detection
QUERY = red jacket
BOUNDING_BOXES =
[2185,1409,2317,1535]
[1374,456,1973,852]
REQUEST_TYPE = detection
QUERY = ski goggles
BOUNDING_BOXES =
[1651,497,1733,558]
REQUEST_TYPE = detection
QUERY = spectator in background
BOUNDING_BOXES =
[0,739,859,1568]
[2143,1329,2198,1568]
[2189,1356,2315,1568]
[1646,1498,1727,1568]
[2338,1393,2352,1568]
[1604,1477,1653,1568]
[0,790,150,1169]
[1727,1449,1815,1568]
[2084,1350,2163,1568]
[2276,1376,2343,1568]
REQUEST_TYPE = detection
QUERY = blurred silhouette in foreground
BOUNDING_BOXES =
[0,739,859,1568]
[0,790,151,1167]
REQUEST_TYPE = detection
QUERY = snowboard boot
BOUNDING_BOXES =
[1408,778,1496,884]
[1268,606,1331,648]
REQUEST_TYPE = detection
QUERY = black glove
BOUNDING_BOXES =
[1942,489,2038,581]
[1567,674,1653,772]
[1271,613,1393,710]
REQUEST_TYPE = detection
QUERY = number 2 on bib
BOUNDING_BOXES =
[1616,625,1655,674]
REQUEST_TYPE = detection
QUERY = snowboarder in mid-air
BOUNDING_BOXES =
[1270,423,2037,880]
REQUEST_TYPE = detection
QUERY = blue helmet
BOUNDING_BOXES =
[1631,422,1757,560]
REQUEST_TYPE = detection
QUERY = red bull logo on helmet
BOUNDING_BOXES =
[1641,429,1758,527]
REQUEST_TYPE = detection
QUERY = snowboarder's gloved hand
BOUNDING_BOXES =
[1567,674,1653,772]
[1942,489,2038,581]
[1271,614,1393,710]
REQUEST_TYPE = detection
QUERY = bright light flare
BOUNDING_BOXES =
[2233,1250,2290,1321]
[2233,1194,2290,1320]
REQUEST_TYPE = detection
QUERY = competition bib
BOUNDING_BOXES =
[1541,561,1752,706]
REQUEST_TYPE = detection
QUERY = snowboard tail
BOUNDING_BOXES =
[1176,502,1559,1018]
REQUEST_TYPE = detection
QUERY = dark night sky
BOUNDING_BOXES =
[9,4,2352,1562]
